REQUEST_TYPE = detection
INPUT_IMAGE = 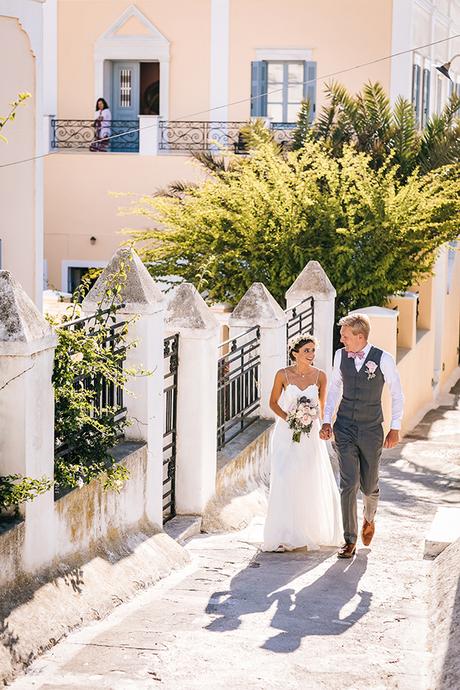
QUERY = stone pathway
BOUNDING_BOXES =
[9,383,460,690]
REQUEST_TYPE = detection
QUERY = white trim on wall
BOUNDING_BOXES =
[255,49,313,61]
[61,260,107,293]
[210,0,229,120]
[0,0,58,308]
[390,0,413,106]
[94,5,170,119]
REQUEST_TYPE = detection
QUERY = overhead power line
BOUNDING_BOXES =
[1,32,459,169]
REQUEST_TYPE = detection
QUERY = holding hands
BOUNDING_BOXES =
[319,423,332,441]
[319,423,400,448]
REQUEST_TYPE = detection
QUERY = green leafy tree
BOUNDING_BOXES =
[293,82,460,179]
[126,139,460,316]
[292,99,312,151]
[0,92,31,143]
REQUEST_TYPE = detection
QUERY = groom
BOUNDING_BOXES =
[320,313,404,558]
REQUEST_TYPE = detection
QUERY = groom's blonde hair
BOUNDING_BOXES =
[338,313,370,339]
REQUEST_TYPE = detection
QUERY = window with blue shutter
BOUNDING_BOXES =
[412,63,421,125]
[251,61,268,117]
[251,59,317,123]
[304,61,317,123]
[422,68,430,128]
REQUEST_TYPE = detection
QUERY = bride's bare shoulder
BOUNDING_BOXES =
[274,367,293,382]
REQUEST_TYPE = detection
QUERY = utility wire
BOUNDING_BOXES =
[1,32,459,170]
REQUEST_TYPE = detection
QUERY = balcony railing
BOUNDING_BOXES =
[49,119,297,154]
[51,119,140,152]
[159,120,298,153]
[159,120,246,152]
[271,122,297,149]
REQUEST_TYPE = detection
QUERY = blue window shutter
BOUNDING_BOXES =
[412,64,421,124]
[251,61,267,117]
[304,61,317,122]
[422,68,430,127]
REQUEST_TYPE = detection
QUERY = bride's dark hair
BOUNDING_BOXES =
[288,335,319,362]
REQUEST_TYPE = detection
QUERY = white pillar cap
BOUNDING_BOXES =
[0,271,57,356]
[165,283,219,337]
[286,260,336,302]
[82,248,165,315]
[229,282,286,328]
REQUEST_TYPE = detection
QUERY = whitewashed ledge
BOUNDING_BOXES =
[424,506,460,559]
[201,419,274,533]
[428,536,460,689]
[0,442,189,686]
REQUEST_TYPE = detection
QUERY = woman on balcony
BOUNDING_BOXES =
[90,98,111,152]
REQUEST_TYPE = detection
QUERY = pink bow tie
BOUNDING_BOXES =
[348,350,365,359]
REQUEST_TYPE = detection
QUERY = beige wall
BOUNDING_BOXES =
[228,0,393,121]
[441,247,460,388]
[49,0,397,283]
[0,17,36,299]
[375,260,460,436]
[57,0,211,120]
[44,152,207,290]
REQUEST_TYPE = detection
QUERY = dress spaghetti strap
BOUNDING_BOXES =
[315,369,320,385]
[284,368,290,386]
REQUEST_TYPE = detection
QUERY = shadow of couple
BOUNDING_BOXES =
[205,547,371,653]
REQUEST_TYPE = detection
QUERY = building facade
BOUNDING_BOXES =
[42,0,460,293]
[0,0,57,306]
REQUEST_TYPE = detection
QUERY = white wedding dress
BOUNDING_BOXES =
[262,382,343,551]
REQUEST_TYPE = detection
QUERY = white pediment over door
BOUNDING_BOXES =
[95,4,170,118]
[95,5,170,61]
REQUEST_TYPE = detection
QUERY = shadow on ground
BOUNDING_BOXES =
[205,548,370,653]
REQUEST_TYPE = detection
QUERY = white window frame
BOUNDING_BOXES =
[412,52,432,127]
[266,61,305,124]
[61,260,107,294]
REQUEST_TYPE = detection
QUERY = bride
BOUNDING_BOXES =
[262,334,342,552]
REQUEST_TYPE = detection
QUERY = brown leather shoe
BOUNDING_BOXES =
[361,518,375,546]
[337,542,356,559]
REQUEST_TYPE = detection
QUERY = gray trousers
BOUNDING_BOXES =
[333,419,384,544]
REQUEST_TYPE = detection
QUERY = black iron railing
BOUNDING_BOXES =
[54,308,128,460]
[271,122,297,149]
[217,326,260,450]
[285,297,315,360]
[51,119,140,152]
[159,120,247,152]
[163,333,179,521]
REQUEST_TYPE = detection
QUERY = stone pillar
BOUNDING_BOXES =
[0,271,57,572]
[285,261,336,380]
[209,301,234,343]
[432,247,448,390]
[139,115,160,155]
[229,283,286,420]
[165,284,220,514]
[83,248,165,527]
[386,292,417,350]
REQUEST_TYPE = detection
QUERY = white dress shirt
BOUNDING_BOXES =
[323,342,404,429]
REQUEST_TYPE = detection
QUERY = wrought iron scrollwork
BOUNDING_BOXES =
[159,120,247,152]
[51,119,140,152]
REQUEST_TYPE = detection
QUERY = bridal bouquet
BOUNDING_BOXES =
[286,396,320,443]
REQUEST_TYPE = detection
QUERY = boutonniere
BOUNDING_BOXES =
[365,361,378,380]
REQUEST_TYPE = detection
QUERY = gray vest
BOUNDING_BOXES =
[337,347,385,426]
